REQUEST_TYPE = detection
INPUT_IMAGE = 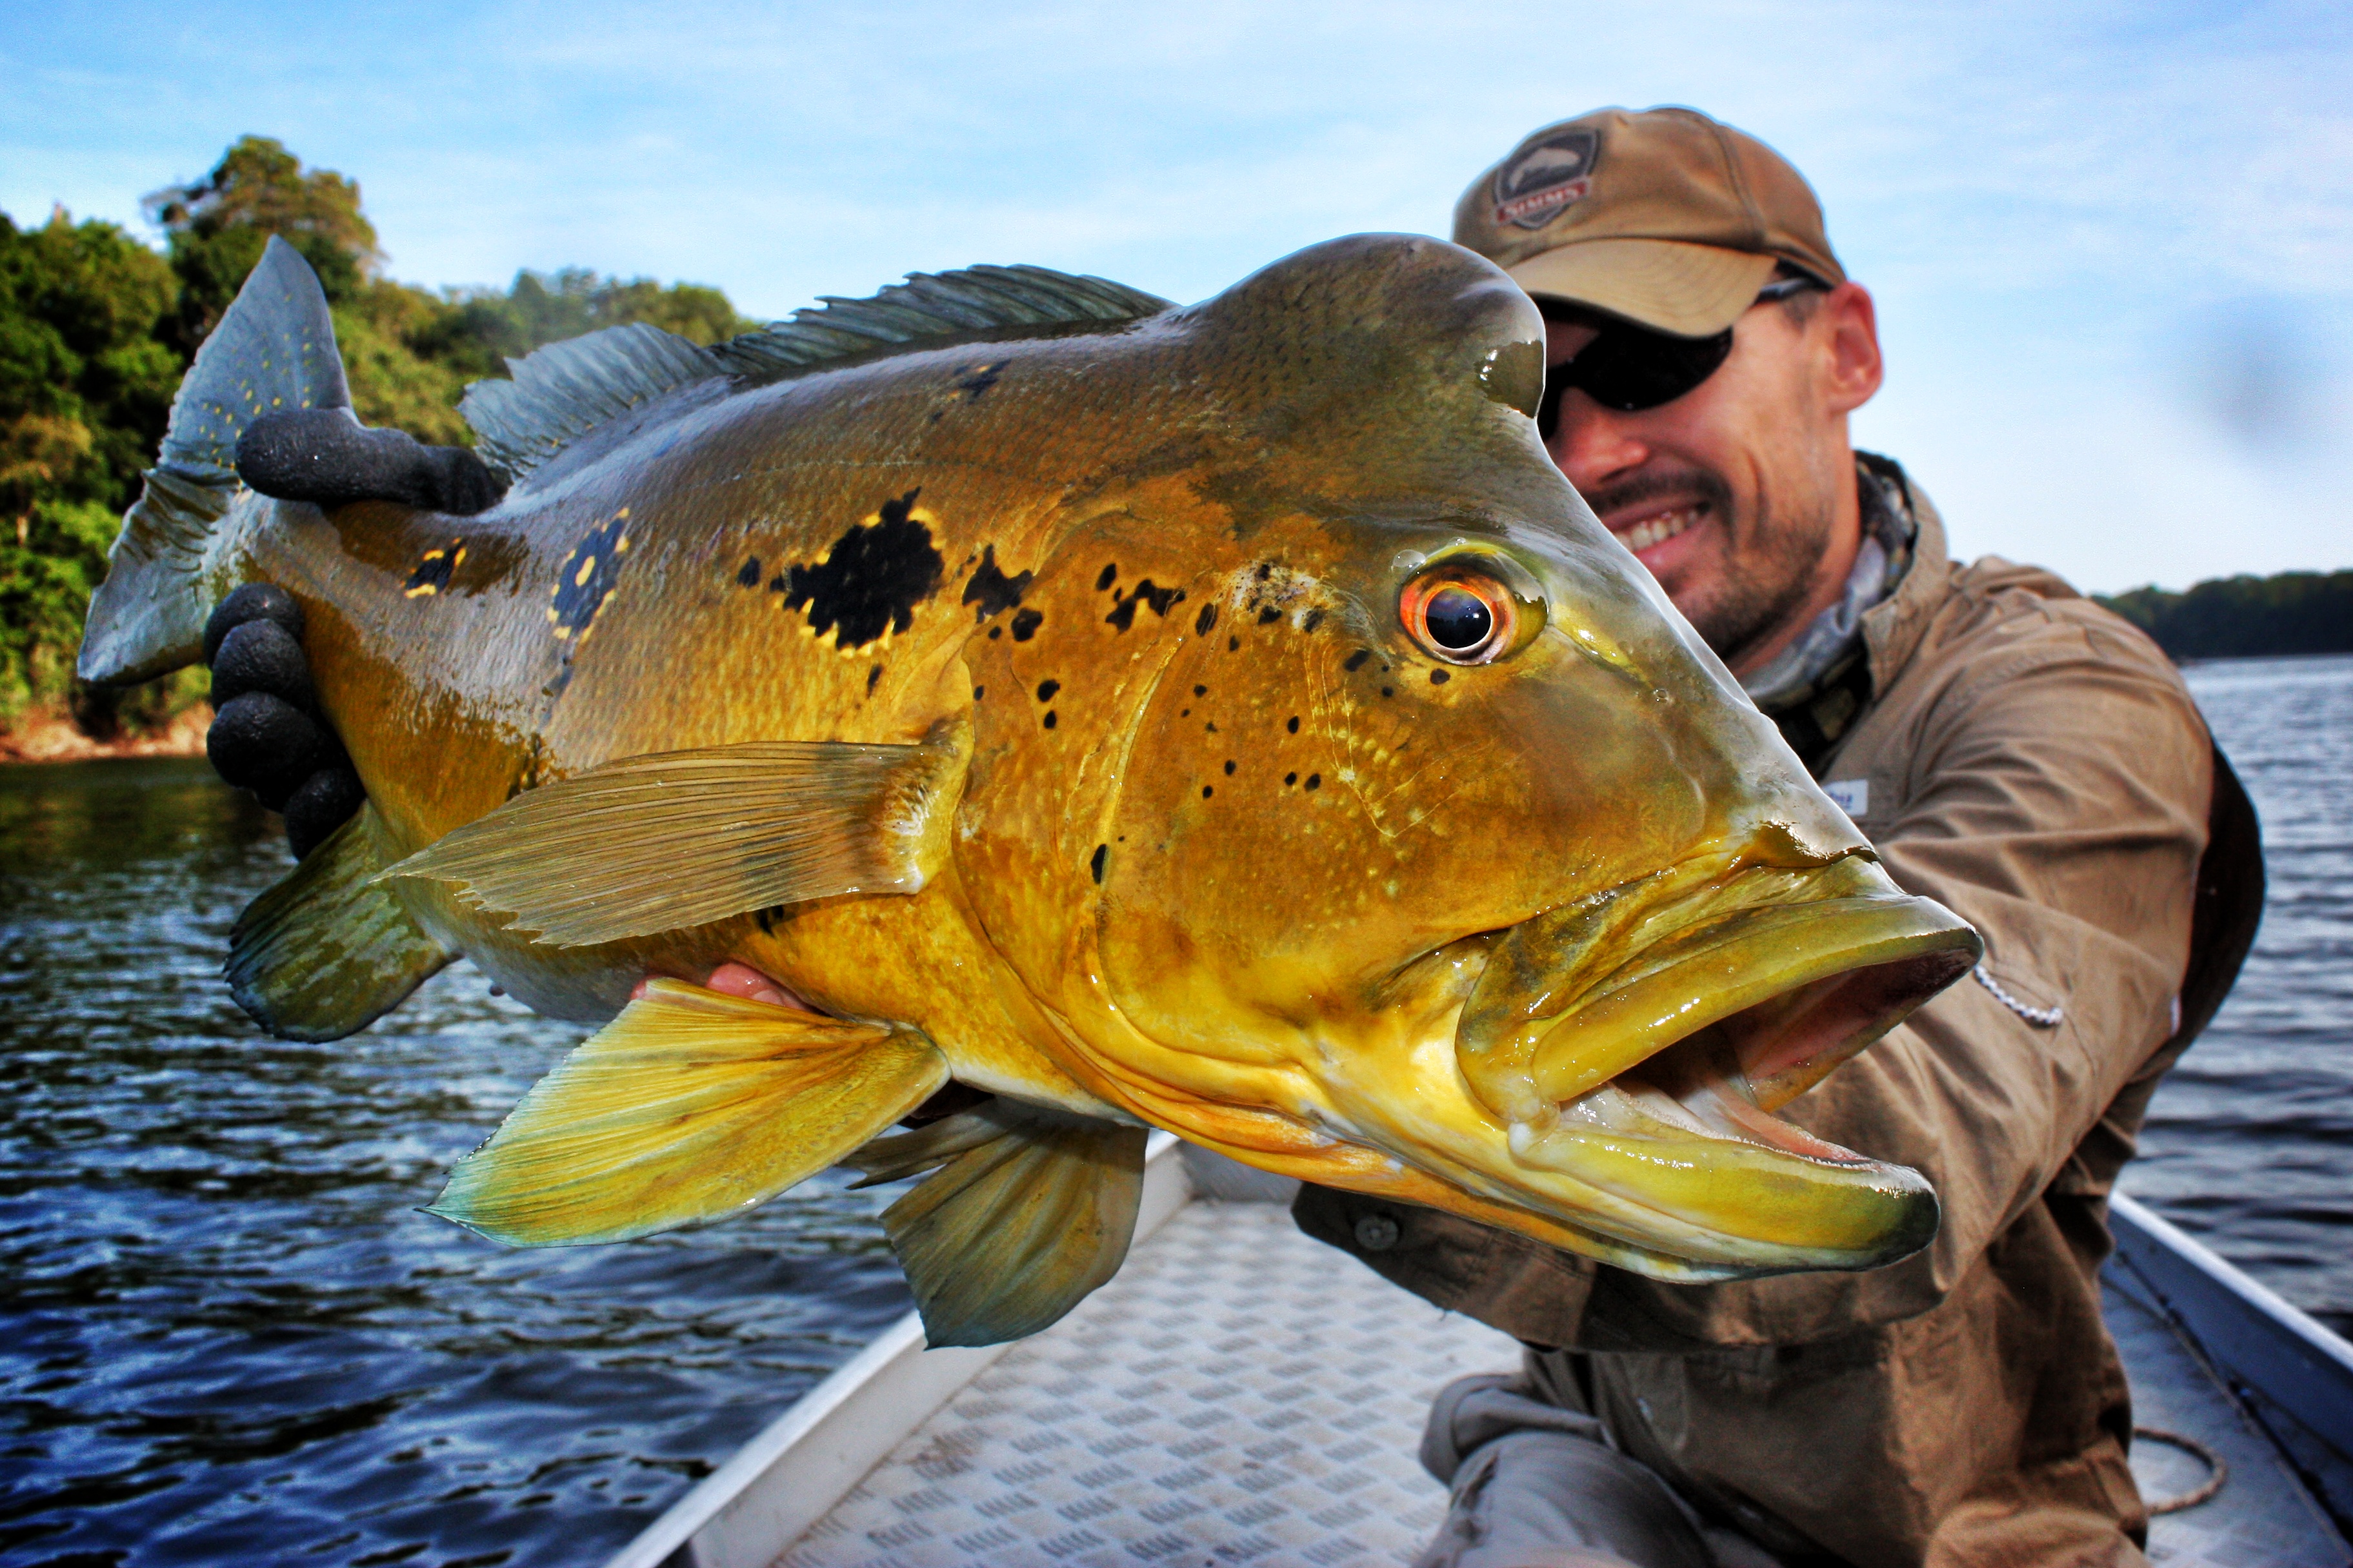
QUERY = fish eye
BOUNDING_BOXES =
[1400,568,1519,664]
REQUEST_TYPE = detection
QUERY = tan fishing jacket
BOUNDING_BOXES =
[1296,468,2263,1567]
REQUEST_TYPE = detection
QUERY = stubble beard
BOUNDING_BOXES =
[1586,465,1833,671]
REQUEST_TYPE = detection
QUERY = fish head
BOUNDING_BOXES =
[957,235,1980,1281]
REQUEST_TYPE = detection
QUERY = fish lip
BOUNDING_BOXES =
[1522,889,1982,1111]
[1436,876,1977,1272]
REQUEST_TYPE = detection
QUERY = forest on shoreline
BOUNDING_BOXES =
[0,137,750,755]
[2,137,2344,758]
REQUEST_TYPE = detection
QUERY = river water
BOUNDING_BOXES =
[1,653,2347,1567]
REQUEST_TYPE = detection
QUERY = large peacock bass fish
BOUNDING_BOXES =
[78,235,1979,1347]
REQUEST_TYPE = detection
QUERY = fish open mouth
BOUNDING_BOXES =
[1454,857,1981,1273]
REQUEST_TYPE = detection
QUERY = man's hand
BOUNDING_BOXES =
[202,584,366,858]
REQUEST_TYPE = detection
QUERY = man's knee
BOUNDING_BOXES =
[1417,1376,1715,1568]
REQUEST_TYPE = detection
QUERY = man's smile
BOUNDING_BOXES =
[1603,499,1710,573]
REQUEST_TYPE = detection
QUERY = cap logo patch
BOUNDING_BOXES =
[1494,128,1600,230]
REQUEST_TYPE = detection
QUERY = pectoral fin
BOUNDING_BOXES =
[848,1103,1148,1347]
[383,719,970,947]
[228,804,458,1041]
[428,978,948,1246]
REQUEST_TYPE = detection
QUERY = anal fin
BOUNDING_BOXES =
[429,979,948,1246]
[228,804,457,1041]
[849,1103,1148,1347]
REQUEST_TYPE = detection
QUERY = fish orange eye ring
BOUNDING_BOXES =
[1400,566,1526,664]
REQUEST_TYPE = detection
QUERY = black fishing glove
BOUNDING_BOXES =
[236,406,507,515]
[202,584,366,858]
[208,410,506,855]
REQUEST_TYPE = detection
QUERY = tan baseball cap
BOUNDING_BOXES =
[1454,106,1845,338]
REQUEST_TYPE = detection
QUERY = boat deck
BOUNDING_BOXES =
[625,1146,2352,1568]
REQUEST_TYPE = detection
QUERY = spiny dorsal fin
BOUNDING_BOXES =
[459,264,1172,484]
[381,721,972,948]
[428,979,948,1247]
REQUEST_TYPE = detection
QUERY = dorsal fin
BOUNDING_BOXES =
[460,322,723,483]
[459,264,1171,484]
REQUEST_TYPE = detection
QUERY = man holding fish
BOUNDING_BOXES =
[128,103,2254,1568]
[1291,108,2258,1567]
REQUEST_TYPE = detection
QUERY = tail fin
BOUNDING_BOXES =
[77,236,348,685]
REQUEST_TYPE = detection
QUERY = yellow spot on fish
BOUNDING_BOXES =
[574,556,597,587]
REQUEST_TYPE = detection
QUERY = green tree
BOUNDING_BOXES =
[4,135,760,742]
[146,135,380,347]
[2098,572,2353,660]
[0,210,188,724]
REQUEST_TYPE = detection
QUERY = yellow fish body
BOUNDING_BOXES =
[81,235,1978,1345]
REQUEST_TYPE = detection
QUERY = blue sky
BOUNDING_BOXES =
[6,0,2348,591]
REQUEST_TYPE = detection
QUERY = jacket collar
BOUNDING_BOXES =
[1857,453,1951,695]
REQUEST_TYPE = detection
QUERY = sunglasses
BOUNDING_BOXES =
[1536,275,1822,439]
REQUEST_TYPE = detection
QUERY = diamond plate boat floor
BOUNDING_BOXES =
[781,1200,1516,1568]
[625,1153,2348,1568]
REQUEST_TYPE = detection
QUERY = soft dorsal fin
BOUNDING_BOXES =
[459,264,1171,484]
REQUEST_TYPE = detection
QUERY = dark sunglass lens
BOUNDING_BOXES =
[1536,372,1568,442]
[1574,326,1734,412]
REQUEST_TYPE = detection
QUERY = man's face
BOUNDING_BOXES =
[1541,286,1881,673]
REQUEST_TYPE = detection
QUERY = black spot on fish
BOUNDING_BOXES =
[867,664,884,695]
[1193,684,1207,697]
[1381,686,1394,698]
[1286,716,1299,734]
[1105,579,1185,631]
[1096,563,1118,591]
[1223,760,1235,775]
[549,512,633,649]
[1011,608,1043,641]
[1181,708,1190,717]
[1302,608,1324,633]
[404,538,466,598]
[1431,669,1451,685]
[1205,721,1219,733]
[1036,679,1060,702]
[1254,561,1274,581]
[754,905,785,936]
[956,362,1004,397]
[1196,604,1217,635]
[961,544,1034,621]
[1090,844,1108,884]
[1202,785,1214,799]
[973,686,985,700]
[1043,710,1057,729]
[1257,607,1281,625]
[783,490,945,648]
[1345,649,1371,671]
[737,556,762,588]
[989,625,1003,640]
[1305,773,1321,790]
[1285,771,1297,786]
[1227,635,1239,651]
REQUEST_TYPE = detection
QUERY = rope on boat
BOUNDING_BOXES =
[2134,1425,2227,1513]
